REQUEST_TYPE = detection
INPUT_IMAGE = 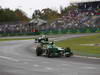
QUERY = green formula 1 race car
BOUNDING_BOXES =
[35,41,73,57]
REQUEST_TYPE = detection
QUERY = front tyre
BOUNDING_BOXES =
[46,49,52,57]
[36,47,42,56]
[65,54,71,57]
[65,52,73,57]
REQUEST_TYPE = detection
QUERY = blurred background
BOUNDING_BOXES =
[0,0,100,36]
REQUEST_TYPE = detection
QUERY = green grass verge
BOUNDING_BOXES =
[0,38,33,41]
[55,34,100,57]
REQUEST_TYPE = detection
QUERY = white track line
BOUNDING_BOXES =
[0,56,19,62]
[74,55,100,59]
[82,66,97,70]
[45,67,53,70]
[33,64,40,67]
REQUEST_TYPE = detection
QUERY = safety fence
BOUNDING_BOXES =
[0,27,100,36]
[40,27,100,35]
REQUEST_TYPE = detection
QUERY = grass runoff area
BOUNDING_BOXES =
[56,34,100,57]
[0,38,33,41]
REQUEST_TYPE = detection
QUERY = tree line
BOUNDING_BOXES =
[0,5,77,22]
[0,7,30,22]
[32,8,60,22]
[32,5,77,22]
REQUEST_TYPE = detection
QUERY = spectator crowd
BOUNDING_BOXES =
[0,22,29,33]
[50,8,98,31]
[0,1,100,34]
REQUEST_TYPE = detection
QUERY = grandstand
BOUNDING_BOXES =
[48,0,100,32]
[70,0,100,15]
[70,0,100,27]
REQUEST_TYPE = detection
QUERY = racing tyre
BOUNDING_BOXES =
[65,54,71,57]
[36,47,42,56]
[46,49,52,58]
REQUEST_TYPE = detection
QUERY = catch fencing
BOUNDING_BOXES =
[0,26,100,37]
